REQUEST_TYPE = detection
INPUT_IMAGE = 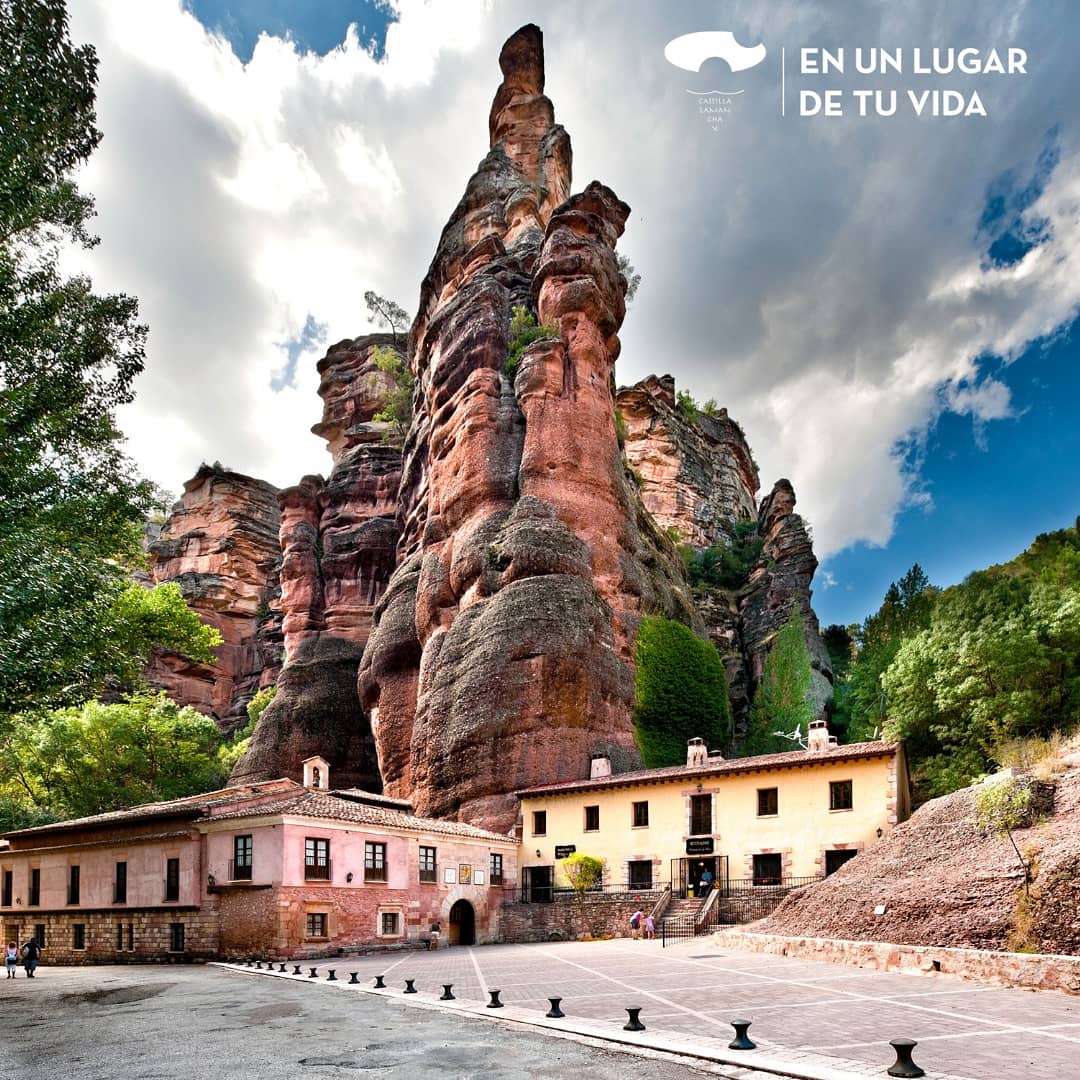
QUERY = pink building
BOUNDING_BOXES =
[0,758,518,963]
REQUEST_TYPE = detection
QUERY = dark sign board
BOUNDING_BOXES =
[685,837,714,855]
[554,845,577,859]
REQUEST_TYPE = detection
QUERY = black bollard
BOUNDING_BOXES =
[623,1007,646,1032]
[887,1039,925,1078]
[487,989,504,1009]
[729,1019,756,1051]
[254,961,262,969]
[440,984,455,1000]
[292,965,302,975]
[349,972,359,984]
[546,997,565,1018]
[404,979,417,994]
[279,963,287,973]
[373,975,386,988]
[245,959,254,968]
[308,967,318,979]
[326,970,337,981]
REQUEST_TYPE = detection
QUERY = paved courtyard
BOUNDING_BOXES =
[223,936,1080,1080]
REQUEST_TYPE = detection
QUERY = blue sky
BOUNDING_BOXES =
[75,2,1080,633]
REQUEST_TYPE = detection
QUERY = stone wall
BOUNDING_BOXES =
[499,896,647,943]
[714,930,1080,995]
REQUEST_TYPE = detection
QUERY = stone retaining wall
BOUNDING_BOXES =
[714,929,1080,994]
[500,897,647,943]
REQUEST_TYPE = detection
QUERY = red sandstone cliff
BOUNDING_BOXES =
[357,26,696,831]
[145,465,283,732]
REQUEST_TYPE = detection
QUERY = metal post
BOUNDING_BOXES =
[326,970,337,981]
[729,1019,755,1050]
[308,967,318,978]
[279,963,286,973]
[292,965,302,975]
[373,975,386,988]
[487,989,504,1009]
[623,1007,646,1032]
[440,985,455,1000]
[404,979,417,994]
[546,997,565,1018]
[887,1039,925,1078]
[348,972,359,984]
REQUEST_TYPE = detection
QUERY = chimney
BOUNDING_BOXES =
[302,755,330,790]
[590,753,612,779]
[806,719,836,755]
[687,738,708,768]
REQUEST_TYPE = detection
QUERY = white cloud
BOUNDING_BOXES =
[68,0,1080,557]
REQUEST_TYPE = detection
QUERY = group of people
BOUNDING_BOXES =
[5,939,42,979]
[628,909,655,939]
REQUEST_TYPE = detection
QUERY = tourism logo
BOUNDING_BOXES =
[664,31,767,131]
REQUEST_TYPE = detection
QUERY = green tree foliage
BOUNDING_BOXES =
[371,343,414,439]
[633,615,731,767]
[0,692,230,820]
[504,304,559,379]
[680,521,763,591]
[745,608,816,755]
[363,290,410,344]
[217,684,276,775]
[675,389,698,422]
[561,852,604,895]
[615,252,641,303]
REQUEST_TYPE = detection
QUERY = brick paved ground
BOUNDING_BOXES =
[231,936,1080,1079]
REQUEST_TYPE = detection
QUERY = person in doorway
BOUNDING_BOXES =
[20,936,42,977]
[644,914,656,940]
[629,909,643,939]
[5,942,17,978]
[700,865,714,892]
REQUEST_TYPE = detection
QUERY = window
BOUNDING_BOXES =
[68,865,80,905]
[752,853,783,885]
[380,912,400,936]
[826,849,858,876]
[164,858,180,902]
[757,787,778,817]
[305,913,328,938]
[364,842,386,882]
[1,870,11,907]
[34,924,45,949]
[116,923,125,950]
[632,801,649,828]
[628,860,653,889]
[312,766,321,789]
[829,780,853,811]
[126,923,134,951]
[690,794,712,836]
[418,846,437,883]
[305,837,331,880]
[114,861,127,904]
[233,835,253,880]
[584,805,600,832]
[489,853,504,886]
[169,923,185,953]
[72,924,86,950]
[29,868,40,907]
[532,810,547,836]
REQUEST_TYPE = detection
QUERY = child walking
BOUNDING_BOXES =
[5,942,17,978]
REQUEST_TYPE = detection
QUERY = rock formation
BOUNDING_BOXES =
[230,336,402,789]
[145,465,283,732]
[357,25,695,831]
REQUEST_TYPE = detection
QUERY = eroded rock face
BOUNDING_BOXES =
[146,465,283,732]
[230,336,402,790]
[359,25,696,831]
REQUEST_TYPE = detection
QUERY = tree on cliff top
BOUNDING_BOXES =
[744,607,816,756]
[0,0,216,723]
[633,615,731,767]
[363,290,410,344]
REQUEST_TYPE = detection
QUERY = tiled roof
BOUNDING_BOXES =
[210,791,515,843]
[1,779,303,839]
[328,788,412,810]
[515,742,901,797]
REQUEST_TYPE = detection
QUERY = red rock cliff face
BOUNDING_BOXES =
[231,336,402,790]
[146,465,283,732]
[358,25,695,831]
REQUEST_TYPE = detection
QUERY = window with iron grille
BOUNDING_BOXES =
[829,780,853,811]
[1,869,11,907]
[164,858,180,902]
[364,842,387,882]
[757,788,778,816]
[169,923,185,953]
[114,861,127,904]
[29,868,40,907]
[690,794,712,836]
[489,853,503,886]
[233,835,253,880]
[305,913,328,938]
[628,860,653,889]
[752,853,782,885]
[126,923,134,951]
[305,837,330,879]
[380,912,400,936]
[68,865,80,905]
[116,923,124,950]
[34,924,45,949]
[72,923,85,950]
[632,801,649,828]
[418,846,437,883]
[584,805,600,832]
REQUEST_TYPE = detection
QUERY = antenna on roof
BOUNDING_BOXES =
[772,725,807,749]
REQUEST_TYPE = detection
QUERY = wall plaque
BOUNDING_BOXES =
[554,845,577,859]
[685,837,715,855]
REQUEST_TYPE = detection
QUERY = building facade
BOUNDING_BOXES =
[515,729,910,900]
[0,758,517,962]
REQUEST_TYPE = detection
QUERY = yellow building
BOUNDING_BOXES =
[515,726,910,899]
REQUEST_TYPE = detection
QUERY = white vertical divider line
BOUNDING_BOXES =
[781,46,786,116]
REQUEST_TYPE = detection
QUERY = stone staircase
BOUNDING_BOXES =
[661,896,706,927]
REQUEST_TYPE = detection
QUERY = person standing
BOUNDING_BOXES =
[700,865,714,893]
[5,942,17,978]
[644,914,656,940]
[629,909,643,939]
[21,936,42,978]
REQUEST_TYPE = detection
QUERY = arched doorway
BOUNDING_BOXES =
[447,899,475,946]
